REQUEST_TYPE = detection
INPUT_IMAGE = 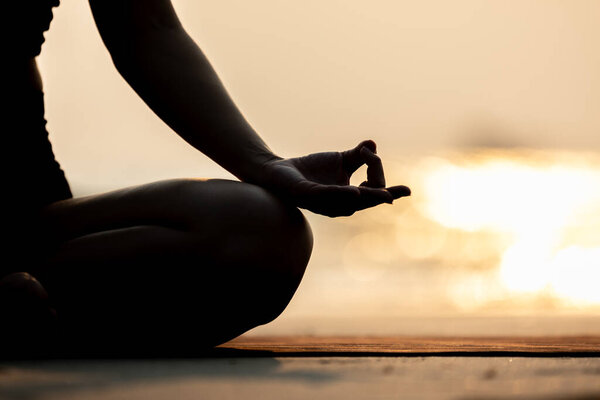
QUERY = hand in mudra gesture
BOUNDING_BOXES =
[261,140,411,217]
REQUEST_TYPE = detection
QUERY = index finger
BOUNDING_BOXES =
[341,140,377,174]
[387,185,411,199]
[359,146,386,188]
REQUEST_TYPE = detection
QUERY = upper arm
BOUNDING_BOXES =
[88,0,184,67]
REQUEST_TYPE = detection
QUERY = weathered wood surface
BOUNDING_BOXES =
[219,336,600,356]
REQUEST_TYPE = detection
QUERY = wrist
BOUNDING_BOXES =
[238,150,282,186]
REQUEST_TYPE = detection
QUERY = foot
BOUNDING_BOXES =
[0,272,58,356]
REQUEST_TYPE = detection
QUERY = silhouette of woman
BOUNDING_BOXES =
[1,0,410,356]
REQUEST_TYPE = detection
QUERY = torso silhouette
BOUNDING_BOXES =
[7,0,71,211]
[3,0,71,269]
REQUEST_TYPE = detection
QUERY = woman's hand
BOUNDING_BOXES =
[260,140,410,217]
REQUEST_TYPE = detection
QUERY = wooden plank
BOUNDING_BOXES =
[218,336,600,356]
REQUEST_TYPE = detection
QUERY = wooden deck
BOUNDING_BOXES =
[3,336,600,399]
[219,335,600,357]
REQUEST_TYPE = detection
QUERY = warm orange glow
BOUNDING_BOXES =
[343,232,394,281]
[550,246,600,305]
[416,150,600,305]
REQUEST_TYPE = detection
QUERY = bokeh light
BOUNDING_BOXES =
[413,149,600,306]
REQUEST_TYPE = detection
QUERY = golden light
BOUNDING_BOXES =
[417,150,600,306]
[343,232,394,282]
[550,246,600,305]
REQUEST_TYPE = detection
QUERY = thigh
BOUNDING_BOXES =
[41,178,295,240]
[36,179,313,353]
[40,179,311,273]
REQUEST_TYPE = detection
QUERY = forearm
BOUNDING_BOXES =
[102,10,279,183]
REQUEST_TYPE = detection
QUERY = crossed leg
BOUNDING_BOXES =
[5,179,313,355]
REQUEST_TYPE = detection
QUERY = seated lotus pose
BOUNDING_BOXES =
[1,0,410,355]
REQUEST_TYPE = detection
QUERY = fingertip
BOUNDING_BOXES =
[359,139,377,154]
[387,185,411,199]
[359,145,375,158]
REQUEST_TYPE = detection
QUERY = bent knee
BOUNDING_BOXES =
[172,179,313,324]
[246,207,313,326]
[202,181,313,325]
[177,179,313,279]
[219,181,313,282]
[256,192,313,284]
